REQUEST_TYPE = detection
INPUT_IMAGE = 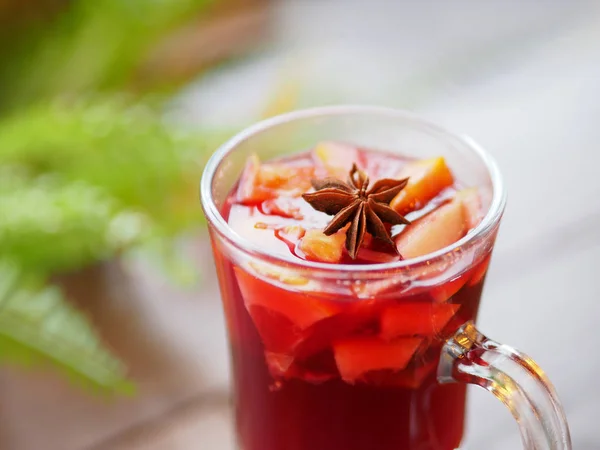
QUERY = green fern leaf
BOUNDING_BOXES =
[0,166,148,275]
[0,262,134,394]
[0,98,229,235]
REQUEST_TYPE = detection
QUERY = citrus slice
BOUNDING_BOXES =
[390,157,454,214]
[395,199,466,259]
[333,337,423,383]
[380,303,461,339]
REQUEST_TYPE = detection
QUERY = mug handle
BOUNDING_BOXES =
[438,322,572,450]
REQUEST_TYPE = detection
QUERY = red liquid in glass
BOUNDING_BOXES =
[212,147,490,450]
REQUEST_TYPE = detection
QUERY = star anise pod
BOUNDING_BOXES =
[302,164,410,259]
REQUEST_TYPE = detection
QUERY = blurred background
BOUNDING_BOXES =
[0,1,599,449]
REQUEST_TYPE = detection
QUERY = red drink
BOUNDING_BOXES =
[211,142,491,450]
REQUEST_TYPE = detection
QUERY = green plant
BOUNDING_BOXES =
[0,97,229,392]
[0,0,215,113]
[0,261,133,393]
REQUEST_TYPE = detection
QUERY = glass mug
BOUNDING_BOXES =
[200,106,571,450]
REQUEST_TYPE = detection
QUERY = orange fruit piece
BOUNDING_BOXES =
[247,305,305,354]
[235,267,340,332]
[236,153,313,204]
[380,303,461,339]
[390,157,454,214]
[395,199,466,259]
[299,228,346,263]
[333,337,423,383]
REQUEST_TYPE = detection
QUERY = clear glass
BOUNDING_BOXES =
[200,106,571,450]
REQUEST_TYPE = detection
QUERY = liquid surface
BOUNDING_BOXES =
[225,144,469,265]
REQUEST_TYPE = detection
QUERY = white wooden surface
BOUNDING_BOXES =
[1,1,599,449]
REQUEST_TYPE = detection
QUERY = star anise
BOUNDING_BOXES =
[302,164,410,259]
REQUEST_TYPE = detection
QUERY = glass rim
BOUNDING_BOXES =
[200,105,506,274]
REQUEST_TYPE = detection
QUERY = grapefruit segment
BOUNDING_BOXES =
[333,337,423,383]
[236,153,313,204]
[248,305,305,354]
[395,199,466,259]
[380,303,461,339]
[299,228,346,263]
[235,267,340,332]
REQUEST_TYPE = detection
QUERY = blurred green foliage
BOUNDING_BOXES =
[0,261,134,393]
[0,98,225,275]
[0,0,234,392]
[0,0,214,113]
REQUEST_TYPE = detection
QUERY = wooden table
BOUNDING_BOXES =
[1,1,599,449]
